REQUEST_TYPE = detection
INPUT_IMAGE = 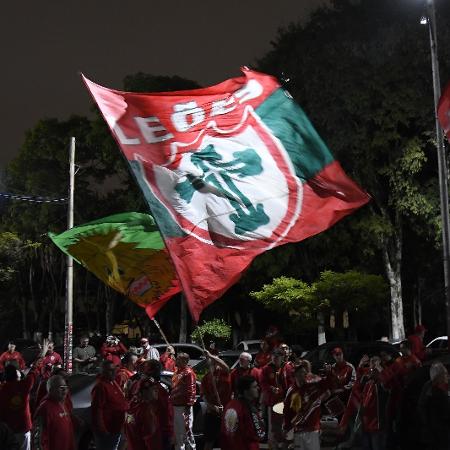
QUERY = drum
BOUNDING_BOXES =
[324,395,345,417]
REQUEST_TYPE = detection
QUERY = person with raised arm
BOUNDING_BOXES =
[201,350,231,450]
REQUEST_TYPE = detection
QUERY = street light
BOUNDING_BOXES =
[421,0,450,350]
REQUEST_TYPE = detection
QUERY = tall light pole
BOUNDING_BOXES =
[424,0,450,349]
[64,137,75,373]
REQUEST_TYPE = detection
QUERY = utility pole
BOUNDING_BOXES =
[64,137,75,373]
[425,0,450,351]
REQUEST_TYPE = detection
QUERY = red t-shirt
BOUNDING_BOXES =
[221,399,264,450]
[160,353,176,372]
[230,367,260,395]
[91,376,129,433]
[201,369,231,407]
[100,343,127,366]
[280,361,295,391]
[0,351,26,371]
[42,352,63,369]
[254,351,271,369]
[32,397,75,450]
[125,400,162,450]
[0,366,39,432]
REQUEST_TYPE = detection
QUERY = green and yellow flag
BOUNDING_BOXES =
[49,212,180,317]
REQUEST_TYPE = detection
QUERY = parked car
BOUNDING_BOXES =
[234,340,262,352]
[71,369,206,450]
[426,336,448,356]
[304,340,401,373]
[152,342,206,367]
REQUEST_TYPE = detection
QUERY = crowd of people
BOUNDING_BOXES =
[0,325,446,450]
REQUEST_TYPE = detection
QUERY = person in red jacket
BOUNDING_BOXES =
[0,341,26,373]
[32,374,75,450]
[254,340,271,369]
[100,336,127,367]
[230,352,259,397]
[200,351,231,450]
[326,347,356,406]
[359,356,390,450]
[115,352,138,394]
[128,359,174,450]
[0,339,49,450]
[170,352,196,450]
[125,377,162,450]
[160,346,176,372]
[91,360,129,450]
[339,355,371,437]
[407,324,428,362]
[279,344,295,391]
[259,347,285,449]
[283,361,330,450]
[220,375,265,450]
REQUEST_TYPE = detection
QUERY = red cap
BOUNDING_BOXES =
[331,347,343,356]
[414,324,426,333]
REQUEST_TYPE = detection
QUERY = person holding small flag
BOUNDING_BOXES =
[200,351,231,450]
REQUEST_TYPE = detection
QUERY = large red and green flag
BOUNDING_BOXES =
[82,68,370,321]
[438,81,450,139]
[49,212,180,318]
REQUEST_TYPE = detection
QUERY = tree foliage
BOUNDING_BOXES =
[191,318,232,344]
[251,270,389,337]
[257,0,450,337]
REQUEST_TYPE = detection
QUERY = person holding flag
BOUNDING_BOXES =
[200,351,231,450]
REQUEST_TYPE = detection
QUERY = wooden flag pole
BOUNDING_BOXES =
[151,318,170,347]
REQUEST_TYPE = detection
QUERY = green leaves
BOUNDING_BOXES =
[250,270,388,330]
[191,318,232,343]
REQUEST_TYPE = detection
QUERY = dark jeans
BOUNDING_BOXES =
[94,432,121,450]
[361,430,387,450]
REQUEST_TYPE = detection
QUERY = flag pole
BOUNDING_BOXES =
[426,0,450,351]
[64,137,75,374]
[151,318,170,346]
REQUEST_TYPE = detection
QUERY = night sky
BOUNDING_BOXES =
[1,1,326,169]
